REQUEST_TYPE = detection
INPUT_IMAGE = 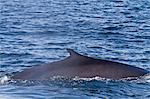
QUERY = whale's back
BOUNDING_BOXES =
[12,49,149,80]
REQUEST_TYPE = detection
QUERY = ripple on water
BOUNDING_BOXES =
[1,0,150,98]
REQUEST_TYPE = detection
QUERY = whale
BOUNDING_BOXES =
[12,49,149,80]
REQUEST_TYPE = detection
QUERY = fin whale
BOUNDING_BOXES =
[12,49,149,80]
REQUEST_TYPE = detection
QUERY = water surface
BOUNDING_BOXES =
[0,0,150,98]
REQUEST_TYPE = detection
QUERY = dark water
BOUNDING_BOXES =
[0,0,150,98]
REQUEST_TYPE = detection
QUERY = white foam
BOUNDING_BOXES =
[72,75,150,83]
[72,76,112,82]
[0,76,10,84]
[143,74,150,83]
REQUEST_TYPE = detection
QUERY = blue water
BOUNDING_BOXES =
[0,0,150,98]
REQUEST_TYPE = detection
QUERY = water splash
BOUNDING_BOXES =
[72,76,112,82]
[142,74,150,83]
[72,75,150,84]
[0,76,11,84]
[1,74,150,85]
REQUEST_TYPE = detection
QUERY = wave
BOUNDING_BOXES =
[1,74,150,85]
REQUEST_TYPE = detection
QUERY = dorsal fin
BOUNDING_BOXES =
[66,49,82,58]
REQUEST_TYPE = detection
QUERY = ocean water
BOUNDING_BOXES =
[0,0,150,98]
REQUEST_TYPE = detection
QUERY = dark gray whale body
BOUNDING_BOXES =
[12,49,149,80]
